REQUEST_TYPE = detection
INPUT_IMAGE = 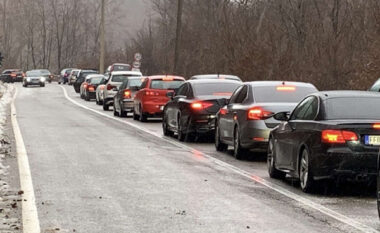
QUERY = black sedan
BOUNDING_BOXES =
[163,79,241,141]
[83,75,106,101]
[215,81,318,159]
[73,70,98,93]
[268,91,380,193]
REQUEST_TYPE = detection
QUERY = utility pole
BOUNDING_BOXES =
[99,0,105,73]
[173,0,183,74]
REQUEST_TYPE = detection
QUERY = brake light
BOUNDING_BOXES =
[220,108,228,115]
[87,85,95,92]
[213,92,232,96]
[107,84,115,90]
[373,124,380,129]
[22,73,25,77]
[321,130,358,144]
[83,83,88,89]
[145,91,159,96]
[10,73,16,77]
[123,89,131,99]
[100,85,105,90]
[247,107,273,120]
[277,86,296,91]
[191,101,213,110]
[162,76,174,81]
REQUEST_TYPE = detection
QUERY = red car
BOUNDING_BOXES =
[133,75,185,122]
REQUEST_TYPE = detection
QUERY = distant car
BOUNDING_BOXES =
[68,69,80,85]
[80,76,92,99]
[73,70,98,93]
[23,70,48,87]
[95,77,109,105]
[269,91,380,193]
[162,79,240,141]
[113,76,143,117]
[134,75,185,122]
[59,68,74,84]
[215,81,318,159]
[1,69,24,83]
[83,75,105,101]
[102,71,143,111]
[105,63,132,76]
[190,74,242,82]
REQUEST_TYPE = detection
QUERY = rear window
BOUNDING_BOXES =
[90,77,103,84]
[192,83,240,97]
[127,78,143,88]
[113,65,131,72]
[253,86,317,103]
[112,75,137,82]
[81,72,97,78]
[150,80,184,90]
[325,97,380,120]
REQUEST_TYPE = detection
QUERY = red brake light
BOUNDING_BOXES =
[373,124,380,129]
[220,108,228,115]
[10,73,16,77]
[277,86,296,91]
[145,91,159,96]
[83,83,88,89]
[162,76,174,81]
[191,101,213,110]
[88,85,95,92]
[321,130,358,144]
[123,89,131,99]
[247,107,273,120]
[100,85,105,90]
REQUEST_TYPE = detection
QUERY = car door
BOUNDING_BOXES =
[225,86,248,142]
[275,96,315,169]
[167,83,189,129]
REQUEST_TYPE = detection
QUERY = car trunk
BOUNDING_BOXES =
[193,95,229,114]
[255,102,298,128]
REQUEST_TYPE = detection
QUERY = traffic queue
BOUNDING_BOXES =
[63,63,380,198]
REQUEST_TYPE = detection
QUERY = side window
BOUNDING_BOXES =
[186,85,194,98]
[229,86,243,104]
[176,84,188,96]
[234,85,248,104]
[140,79,149,89]
[303,97,319,120]
[290,96,315,120]
[370,80,380,92]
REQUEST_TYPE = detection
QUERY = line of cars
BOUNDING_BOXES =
[72,69,380,196]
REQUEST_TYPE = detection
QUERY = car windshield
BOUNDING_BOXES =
[39,70,51,75]
[325,97,380,120]
[26,71,43,77]
[253,86,317,103]
[127,78,143,88]
[113,65,131,71]
[192,83,240,97]
[90,77,104,84]
[150,80,184,90]
[112,75,138,82]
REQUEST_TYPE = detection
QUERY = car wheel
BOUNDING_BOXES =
[40,84,45,87]
[233,127,247,160]
[133,110,139,120]
[96,98,99,105]
[299,148,314,193]
[215,123,228,151]
[85,94,90,101]
[103,102,109,111]
[267,138,286,179]
[113,106,119,116]
[177,115,186,141]
[139,105,147,122]
[163,114,173,137]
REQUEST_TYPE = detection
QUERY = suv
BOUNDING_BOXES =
[102,71,142,111]
[73,70,98,93]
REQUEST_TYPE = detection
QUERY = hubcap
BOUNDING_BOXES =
[215,127,220,146]
[300,150,309,189]
[234,130,239,155]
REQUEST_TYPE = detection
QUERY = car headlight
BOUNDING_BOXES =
[40,77,46,82]
[26,77,31,82]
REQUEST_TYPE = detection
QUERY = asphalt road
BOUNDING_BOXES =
[13,83,380,233]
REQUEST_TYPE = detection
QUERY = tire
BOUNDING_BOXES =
[133,110,139,120]
[299,148,314,193]
[120,107,127,117]
[233,127,248,160]
[113,106,119,116]
[267,138,286,179]
[85,93,90,101]
[139,105,147,122]
[103,101,109,111]
[215,123,228,151]
[40,84,45,87]
[96,98,99,105]
[162,114,173,137]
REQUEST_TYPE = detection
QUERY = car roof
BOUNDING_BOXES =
[111,63,130,66]
[246,81,316,88]
[146,75,185,80]
[187,79,241,85]
[86,74,104,79]
[315,90,380,100]
[190,74,241,81]
[111,71,142,76]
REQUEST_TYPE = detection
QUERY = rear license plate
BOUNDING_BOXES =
[364,135,380,145]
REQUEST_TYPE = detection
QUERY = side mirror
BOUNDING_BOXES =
[166,92,174,99]
[273,112,289,121]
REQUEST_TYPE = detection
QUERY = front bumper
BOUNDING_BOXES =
[312,148,377,181]
[25,81,45,86]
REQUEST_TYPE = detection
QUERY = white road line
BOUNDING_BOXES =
[60,85,379,233]
[11,87,41,233]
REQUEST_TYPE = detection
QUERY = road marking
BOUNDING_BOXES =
[11,87,41,233]
[60,85,379,233]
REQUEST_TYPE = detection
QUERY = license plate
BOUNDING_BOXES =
[364,135,380,145]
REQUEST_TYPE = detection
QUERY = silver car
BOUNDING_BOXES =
[215,81,318,160]
[23,70,50,87]
[102,71,142,111]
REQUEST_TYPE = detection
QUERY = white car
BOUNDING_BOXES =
[102,71,142,111]
[23,70,50,87]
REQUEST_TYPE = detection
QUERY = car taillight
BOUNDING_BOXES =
[22,73,25,77]
[83,83,88,89]
[10,73,16,77]
[123,89,131,99]
[276,86,296,91]
[145,91,159,96]
[373,123,380,129]
[107,84,115,90]
[88,85,95,92]
[219,108,228,115]
[321,130,358,144]
[100,85,105,90]
[191,101,213,110]
[247,107,273,120]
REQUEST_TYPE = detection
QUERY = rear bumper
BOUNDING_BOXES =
[88,92,96,99]
[122,100,134,112]
[186,114,217,134]
[311,149,377,182]
[142,101,166,115]
[240,120,273,150]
